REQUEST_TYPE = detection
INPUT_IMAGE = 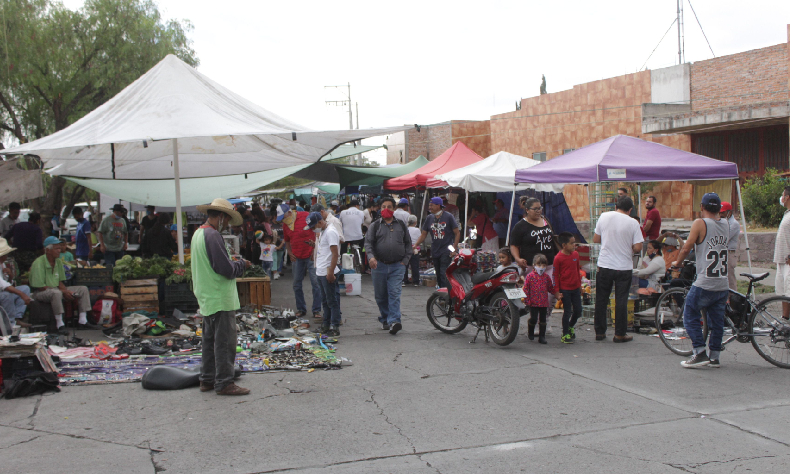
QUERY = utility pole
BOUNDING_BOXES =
[677,0,685,64]
[325,82,356,163]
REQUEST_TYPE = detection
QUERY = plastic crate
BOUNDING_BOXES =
[164,283,196,302]
[72,268,113,286]
[162,300,200,315]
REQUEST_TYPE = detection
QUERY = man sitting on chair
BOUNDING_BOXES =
[29,236,95,334]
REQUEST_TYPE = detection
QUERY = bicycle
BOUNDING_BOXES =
[655,268,790,368]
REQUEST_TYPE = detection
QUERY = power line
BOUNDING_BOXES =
[641,18,678,71]
[687,0,715,58]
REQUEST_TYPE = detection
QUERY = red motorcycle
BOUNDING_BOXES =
[426,246,524,346]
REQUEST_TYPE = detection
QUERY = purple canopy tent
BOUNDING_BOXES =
[514,135,751,270]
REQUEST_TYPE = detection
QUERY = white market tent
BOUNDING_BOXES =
[428,151,566,244]
[2,54,412,261]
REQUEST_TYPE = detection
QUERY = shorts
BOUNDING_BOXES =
[776,264,790,297]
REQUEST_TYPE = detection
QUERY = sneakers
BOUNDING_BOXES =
[327,325,340,337]
[708,359,721,368]
[561,334,573,344]
[389,322,402,335]
[217,383,250,396]
[381,323,390,330]
[199,382,214,392]
[613,335,633,343]
[57,326,69,336]
[569,327,576,340]
[681,352,710,368]
[413,283,420,287]
[76,322,101,330]
[273,273,281,280]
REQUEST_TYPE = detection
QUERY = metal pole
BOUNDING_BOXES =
[735,181,752,273]
[464,189,469,244]
[172,138,185,264]
[638,183,642,222]
[505,186,516,246]
[419,189,426,226]
[348,82,352,131]
[586,184,592,241]
[677,0,682,65]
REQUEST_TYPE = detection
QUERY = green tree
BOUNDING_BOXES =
[0,0,197,229]
[741,168,787,227]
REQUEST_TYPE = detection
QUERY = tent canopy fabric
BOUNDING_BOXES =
[336,155,429,188]
[0,160,44,206]
[1,55,411,180]
[427,151,564,193]
[384,142,483,191]
[514,135,739,184]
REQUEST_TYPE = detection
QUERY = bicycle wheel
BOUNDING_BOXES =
[426,293,467,334]
[749,296,790,369]
[654,288,708,356]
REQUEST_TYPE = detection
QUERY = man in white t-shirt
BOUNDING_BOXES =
[306,212,341,336]
[394,198,411,225]
[593,195,644,343]
[339,200,364,254]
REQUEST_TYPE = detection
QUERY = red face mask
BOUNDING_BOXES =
[380,208,394,219]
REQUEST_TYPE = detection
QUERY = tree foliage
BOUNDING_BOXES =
[0,0,197,225]
[741,168,788,228]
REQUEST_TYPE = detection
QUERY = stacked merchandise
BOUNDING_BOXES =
[474,251,498,273]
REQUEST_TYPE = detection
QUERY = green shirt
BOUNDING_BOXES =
[29,255,66,289]
[99,215,128,252]
[191,227,240,316]
[62,252,75,262]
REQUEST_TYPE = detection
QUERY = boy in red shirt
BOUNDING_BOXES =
[553,232,582,344]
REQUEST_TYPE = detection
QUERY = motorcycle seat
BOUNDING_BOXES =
[472,271,494,285]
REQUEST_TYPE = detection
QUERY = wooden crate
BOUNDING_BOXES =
[236,277,271,309]
[120,278,159,314]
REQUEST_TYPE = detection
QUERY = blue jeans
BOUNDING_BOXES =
[0,285,30,321]
[317,275,341,327]
[261,261,272,278]
[432,253,452,290]
[561,288,582,335]
[683,285,728,359]
[293,257,322,315]
[104,250,124,268]
[372,262,406,325]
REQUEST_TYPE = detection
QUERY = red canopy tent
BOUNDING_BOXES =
[384,141,483,191]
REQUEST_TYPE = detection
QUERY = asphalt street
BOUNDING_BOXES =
[2,270,790,474]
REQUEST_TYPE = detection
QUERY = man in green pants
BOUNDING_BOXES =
[192,198,250,396]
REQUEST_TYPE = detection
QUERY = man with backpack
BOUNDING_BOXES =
[365,197,413,335]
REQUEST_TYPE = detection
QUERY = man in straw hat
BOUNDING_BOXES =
[193,198,251,396]
[0,237,32,328]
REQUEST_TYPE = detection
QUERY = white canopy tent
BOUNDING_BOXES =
[430,151,566,244]
[2,55,412,262]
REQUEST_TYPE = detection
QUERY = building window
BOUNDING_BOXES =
[533,152,547,162]
[563,148,575,154]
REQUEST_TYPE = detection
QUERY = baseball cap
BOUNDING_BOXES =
[662,236,679,247]
[701,192,722,211]
[331,200,339,206]
[303,212,324,230]
[43,236,61,248]
[275,203,290,222]
[311,203,325,213]
[430,197,444,207]
[720,201,733,212]
[398,198,409,205]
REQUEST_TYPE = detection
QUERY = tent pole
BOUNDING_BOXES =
[173,138,185,265]
[419,189,425,225]
[505,185,516,246]
[637,183,642,222]
[735,180,752,273]
[464,189,469,244]
[586,184,592,241]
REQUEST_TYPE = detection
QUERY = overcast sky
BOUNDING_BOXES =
[61,0,789,163]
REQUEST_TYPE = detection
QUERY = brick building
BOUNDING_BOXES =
[393,25,790,223]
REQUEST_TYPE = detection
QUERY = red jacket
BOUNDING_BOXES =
[282,211,316,260]
[523,271,556,308]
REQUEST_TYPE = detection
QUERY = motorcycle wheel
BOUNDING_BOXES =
[488,292,520,346]
[426,293,467,334]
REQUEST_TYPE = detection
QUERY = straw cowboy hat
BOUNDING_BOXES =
[197,198,243,226]
[0,237,15,258]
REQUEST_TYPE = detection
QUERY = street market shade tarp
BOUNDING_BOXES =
[0,160,44,206]
[426,151,564,193]
[1,54,412,180]
[336,155,429,188]
[384,142,483,191]
[290,144,387,183]
[514,135,739,184]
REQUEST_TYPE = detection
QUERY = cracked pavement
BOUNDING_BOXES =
[2,271,790,473]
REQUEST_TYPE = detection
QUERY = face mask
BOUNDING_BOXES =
[781,195,786,206]
[535,267,546,275]
[313,227,322,234]
[380,208,394,219]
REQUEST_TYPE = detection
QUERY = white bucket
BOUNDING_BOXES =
[341,254,354,270]
[345,273,362,296]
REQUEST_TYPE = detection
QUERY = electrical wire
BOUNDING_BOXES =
[640,18,678,71]
[687,0,715,58]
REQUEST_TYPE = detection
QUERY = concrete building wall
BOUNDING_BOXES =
[690,43,789,112]
[406,123,452,162]
[451,120,491,158]
[651,64,691,104]
[385,131,406,165]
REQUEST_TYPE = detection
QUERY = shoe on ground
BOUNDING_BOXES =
[545,326,553,336]
[318,326,330,334]
[217,383,250,395]
[273,273,281,280]
[681,352,711,368]
[199,382,214,392]
[413,283,420,287]
[327,326,340,337]
[561,334,573,344]
[613,335,633,343]
[389,322,402,335]
[595,334,606,341]
[402,282,407,287]
[57,326,69,336]
[708,359,721,368]
[381,322,391,330]
[569,327,576,340]
[313,312,322,319]
[77,322,101,330]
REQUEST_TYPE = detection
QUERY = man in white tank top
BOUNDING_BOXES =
[672,193,730,369]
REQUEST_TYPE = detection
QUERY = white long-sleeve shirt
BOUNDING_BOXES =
[635,254,665,291]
